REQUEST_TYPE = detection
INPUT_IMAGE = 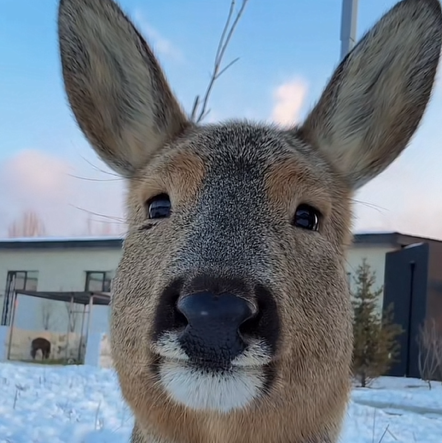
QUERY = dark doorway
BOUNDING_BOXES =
[383,243,429,378]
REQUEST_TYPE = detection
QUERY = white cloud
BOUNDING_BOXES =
[0,149,126,238]
[2,150,71,201]
[132,11,184,62]
[270,79,308,127]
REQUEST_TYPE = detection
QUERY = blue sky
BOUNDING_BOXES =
[1,0,442,239]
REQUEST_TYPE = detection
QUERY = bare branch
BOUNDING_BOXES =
[190,95,200,121]
[417,318,442,388]
[190,0,249,123]
[40,300,54,331]
[65,302,79,333]
[215,56,240,79]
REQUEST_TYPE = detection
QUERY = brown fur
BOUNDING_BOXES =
[57,0,442,442]
[31,337,51,360]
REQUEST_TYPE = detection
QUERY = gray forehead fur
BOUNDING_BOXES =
[163,121,335,283]
[179,121,332,172]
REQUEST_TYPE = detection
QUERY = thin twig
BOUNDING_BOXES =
[378,425,389,443]
[371,408,377,443]
[190,95,200,121]
[387,428,398,441]
[190,0,249,123]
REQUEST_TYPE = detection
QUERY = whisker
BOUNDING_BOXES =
[68,173,124,182]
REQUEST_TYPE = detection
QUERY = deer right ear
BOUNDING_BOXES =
[58,0,189,178]
[298,0,442,190]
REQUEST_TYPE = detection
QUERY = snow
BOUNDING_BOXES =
[0,363,441,443]
[0,363,132,443]
[343,377,442,443]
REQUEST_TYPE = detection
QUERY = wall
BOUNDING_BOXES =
[0,247,121,336]
[427,242,442,333]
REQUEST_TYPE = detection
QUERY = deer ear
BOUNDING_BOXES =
[298,0,442,190]
[58,0,189,177]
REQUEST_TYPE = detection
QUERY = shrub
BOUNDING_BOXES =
[351,259,403,387]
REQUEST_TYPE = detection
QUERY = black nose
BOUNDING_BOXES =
[176,292,255,369]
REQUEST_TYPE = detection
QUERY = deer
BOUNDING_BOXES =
[30,337,51,360]
[57,0,442,441]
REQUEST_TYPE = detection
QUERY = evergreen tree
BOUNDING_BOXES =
[351,259,403,387]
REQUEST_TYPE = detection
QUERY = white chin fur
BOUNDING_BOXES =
[154,332,271,413]
[159,360,265,413]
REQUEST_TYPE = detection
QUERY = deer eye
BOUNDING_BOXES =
[293,204,320,231]
[146,194,171,219]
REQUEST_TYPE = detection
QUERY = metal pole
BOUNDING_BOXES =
[77,304,86,362]
[340,0,359,61]
[84,294,94,364]
[65,295,74,363]
[2,273,15,326]
[6,290,18,360]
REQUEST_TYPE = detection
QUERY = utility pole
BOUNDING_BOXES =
[340,0,359,60]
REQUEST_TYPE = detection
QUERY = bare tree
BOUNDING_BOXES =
[190,0,249,123]
[417,318,442,389]
[86,215,93,235]
[40,300,54,331]
[65,301,79,333]
[8,210,46,238]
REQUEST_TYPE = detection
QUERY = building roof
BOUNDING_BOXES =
[15,290,111,305]
[0,231,441,250]
[352,231,442,247]
[0,236,123,250]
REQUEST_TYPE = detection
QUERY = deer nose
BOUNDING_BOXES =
[176,292,256,368]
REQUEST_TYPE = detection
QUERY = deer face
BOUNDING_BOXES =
[58,0,442,441]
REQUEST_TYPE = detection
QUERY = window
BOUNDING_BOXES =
[5,270,39,292]
[1,271,39,325]
[85,271,114,293]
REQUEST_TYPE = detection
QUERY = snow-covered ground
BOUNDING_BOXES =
[0,362,441,443]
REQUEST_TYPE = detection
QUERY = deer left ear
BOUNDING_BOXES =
[58,0,190,178]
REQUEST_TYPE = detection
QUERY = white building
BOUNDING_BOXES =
[0,231,440,364]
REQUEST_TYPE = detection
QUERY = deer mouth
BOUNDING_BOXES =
[152,330,272,370]
[150,331,274,412]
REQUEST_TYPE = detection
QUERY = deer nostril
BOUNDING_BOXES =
[238,310,261,338]
[173,303,188,329]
